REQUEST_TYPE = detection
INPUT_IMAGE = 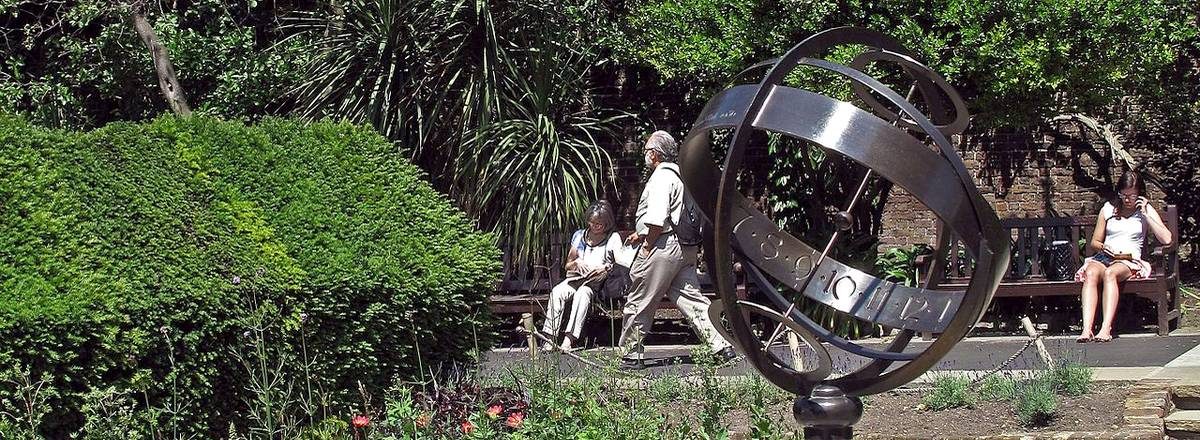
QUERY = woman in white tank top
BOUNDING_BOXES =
[1075,170,1173,342]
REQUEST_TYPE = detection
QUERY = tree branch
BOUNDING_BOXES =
[131,10,191,116]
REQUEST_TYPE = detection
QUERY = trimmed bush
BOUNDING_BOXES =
[0,114,499,437]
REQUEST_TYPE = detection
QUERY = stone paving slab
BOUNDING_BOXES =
[1165,410,1200,437]
[486,333,1200,378]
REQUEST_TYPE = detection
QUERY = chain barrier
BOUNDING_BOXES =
[967,334,1044,387]
[518,326,1044,388]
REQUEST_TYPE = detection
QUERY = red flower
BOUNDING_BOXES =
[351,415,370,428]
[505,411,525,428]
[486,404,503,418]
[461,420,475,434]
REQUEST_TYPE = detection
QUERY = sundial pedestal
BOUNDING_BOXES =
[793,385,862,440]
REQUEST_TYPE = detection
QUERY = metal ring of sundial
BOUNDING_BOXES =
[847,49,970,137]
[678,27,1010,397]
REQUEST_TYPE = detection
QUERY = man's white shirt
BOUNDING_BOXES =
[634,163,683,235]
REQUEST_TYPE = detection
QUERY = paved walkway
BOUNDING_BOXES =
[484,330,1200,383]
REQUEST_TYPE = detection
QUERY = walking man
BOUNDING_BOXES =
[620,130,735,369]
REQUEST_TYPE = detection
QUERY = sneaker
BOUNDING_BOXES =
[619,356,646,370]
[712,346,737,364]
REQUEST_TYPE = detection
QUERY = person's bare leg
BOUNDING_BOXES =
[1095,263,1133,341]
[1078,261,1105,341]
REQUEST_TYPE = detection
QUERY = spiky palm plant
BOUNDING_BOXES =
[455,29,622,265]
[284,0,505,171]
[285,0,621,265]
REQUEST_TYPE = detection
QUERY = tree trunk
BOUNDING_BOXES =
[132,11,191,116]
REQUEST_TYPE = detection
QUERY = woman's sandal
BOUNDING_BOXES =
[1093,334,1113,343]
[1075,335,1093,343]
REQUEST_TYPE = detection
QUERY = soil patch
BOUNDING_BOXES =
[855,381,1129,437]
[709,381,1130,438]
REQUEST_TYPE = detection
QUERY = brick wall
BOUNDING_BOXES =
[878,126,1166,249]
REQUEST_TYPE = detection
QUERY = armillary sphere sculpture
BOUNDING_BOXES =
[678,27,1010,439]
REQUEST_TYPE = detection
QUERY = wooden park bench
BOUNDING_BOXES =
[919,205,1180,335]
[489,231,748,319]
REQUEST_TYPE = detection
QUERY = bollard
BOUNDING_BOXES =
[1020,316,1054,369]
[787,331,806,371]
[522,313,537,360]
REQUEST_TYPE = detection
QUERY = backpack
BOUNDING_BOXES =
[662,166,705,246]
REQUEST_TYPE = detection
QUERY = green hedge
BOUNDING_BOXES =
[0,115,500,436]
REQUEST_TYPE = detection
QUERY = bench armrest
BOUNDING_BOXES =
[914,254,933,267]
[1149,244,1179,277]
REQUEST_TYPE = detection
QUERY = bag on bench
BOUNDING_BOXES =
[599,243,637,300]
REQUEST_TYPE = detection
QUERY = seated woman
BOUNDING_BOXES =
[540,200,622,351]
[1076,170,1172,342]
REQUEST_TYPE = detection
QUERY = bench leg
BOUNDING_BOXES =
[1156,296,1169,336]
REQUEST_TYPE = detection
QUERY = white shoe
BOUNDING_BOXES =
[559,337,575,351]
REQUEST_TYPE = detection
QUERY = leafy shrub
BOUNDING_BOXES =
[0,114,499,437]
[1015,379,1058,427]
[921,375,976,411]
[876,244,934,287]
[976,374,1019,402]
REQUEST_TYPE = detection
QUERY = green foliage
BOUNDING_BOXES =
[357,359,807,440]
[298,417,352,440]
[1014,378,1058,427]
[0,114,498,437]
[377,386,433,440]
[976,374,1018,402]
[1047,362,1094,396]
[877,244,934,287]
[921,375,976,411]
[78,387,152,440]
[0,0,312,129]
[692,345,731,439]
[287,0,621,266]
[494,361,665,439]
[614,0,1197,128]
[742,376,795,440]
